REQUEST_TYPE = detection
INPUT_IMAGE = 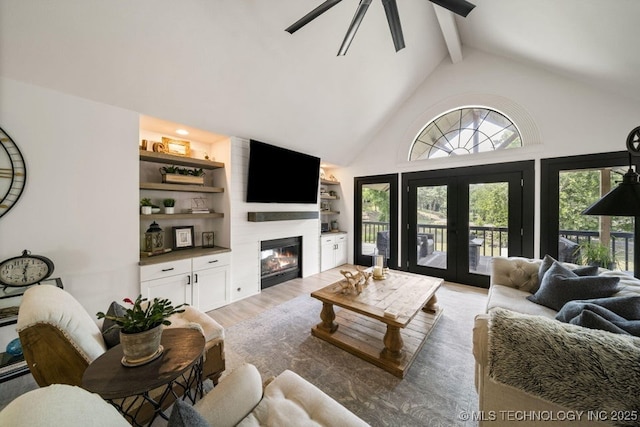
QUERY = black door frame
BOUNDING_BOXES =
[354,174,399,269]
[401,161,534,287]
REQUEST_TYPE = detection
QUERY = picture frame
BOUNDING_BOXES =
[161,137,191,157]
[202,231,215,248]
[172,226,195,250]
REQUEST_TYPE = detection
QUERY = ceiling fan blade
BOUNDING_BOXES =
[429,0,476,17]
[285,0,343,34]
[337,0,373,56]
[381,0,405,52]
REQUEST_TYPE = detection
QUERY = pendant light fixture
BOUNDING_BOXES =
[582,126,640,279]
[582,126,640,216]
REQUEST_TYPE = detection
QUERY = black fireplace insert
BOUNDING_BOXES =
[260,236,302,289]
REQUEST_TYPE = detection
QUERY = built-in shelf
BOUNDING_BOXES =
[140,151,224,169]
[139,246,231,266]
[248,211,319,222]
[320,194,339,200]
[140,182,224,193]
[321,179,340,186]
[140,212,224,220]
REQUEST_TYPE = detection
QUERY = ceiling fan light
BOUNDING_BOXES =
[429,0,476,17]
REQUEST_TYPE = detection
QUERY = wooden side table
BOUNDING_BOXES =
[82,328,205,426]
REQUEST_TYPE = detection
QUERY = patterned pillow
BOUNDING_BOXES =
[527,261,620,311]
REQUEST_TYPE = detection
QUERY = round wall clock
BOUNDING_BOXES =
[0,127,27,219]
[0,250,55,287]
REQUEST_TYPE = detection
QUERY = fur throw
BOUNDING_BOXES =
[488,308,640,427]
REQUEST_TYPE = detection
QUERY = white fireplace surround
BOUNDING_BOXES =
[228,138,321,302]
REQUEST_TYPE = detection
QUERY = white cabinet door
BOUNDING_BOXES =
[193,252,230,312]
[194,265,229,312]
[334,234,348,267]
[141,274,191,307]
[320,235,336,272]
[140,259,192,305]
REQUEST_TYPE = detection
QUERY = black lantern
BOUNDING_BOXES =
[144,221,165,254]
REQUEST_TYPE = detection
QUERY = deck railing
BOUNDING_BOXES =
[362,222,634,271]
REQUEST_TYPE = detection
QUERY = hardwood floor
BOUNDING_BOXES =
[206,265,487,328]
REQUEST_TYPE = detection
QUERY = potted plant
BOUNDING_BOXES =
[97,295,186,366]
[159,165,205,185]
[163,198,176,214]
[140,198,153,215]
[577,241,616,269]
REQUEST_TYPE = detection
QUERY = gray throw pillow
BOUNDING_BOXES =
[527,261,620,311]
[168,399,210,427]
[101,301,127,349]
[535,254,599,293]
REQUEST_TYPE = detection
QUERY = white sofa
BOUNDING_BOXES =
[473,256,640,427]
[0,363,370,427]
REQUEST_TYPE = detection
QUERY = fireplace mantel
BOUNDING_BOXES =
[247,211,318,222]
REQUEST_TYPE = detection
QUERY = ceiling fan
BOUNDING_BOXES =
[285,0,475,56]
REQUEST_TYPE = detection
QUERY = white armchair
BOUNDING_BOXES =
[15,284,225,424]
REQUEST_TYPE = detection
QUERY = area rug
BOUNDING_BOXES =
[222,283,486,427]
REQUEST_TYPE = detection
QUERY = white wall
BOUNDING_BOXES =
[229,138,320,301]
[0,78,139,347]
[340,48,640,260]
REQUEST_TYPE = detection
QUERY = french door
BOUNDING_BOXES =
[354,174,399,269]
[402,162,534,287]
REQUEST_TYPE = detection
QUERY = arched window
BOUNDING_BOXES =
[409,106,522,161]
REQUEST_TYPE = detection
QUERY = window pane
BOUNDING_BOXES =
[410,106,522,161]
[361,183,391,263]
[469,182,509,275]
[416,185,447,270]
[559,168,634,274]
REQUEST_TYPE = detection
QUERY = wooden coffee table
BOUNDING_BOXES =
[311,268,443,378]
[82,328,205,426]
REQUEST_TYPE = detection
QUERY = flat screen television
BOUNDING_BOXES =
[246,140,320,204]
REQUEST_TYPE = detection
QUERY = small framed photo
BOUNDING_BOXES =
[162,137,191,157]
[202,232,215,248]
[172,226,195,250]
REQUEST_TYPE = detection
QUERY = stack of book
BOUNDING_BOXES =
[187,208,210,214]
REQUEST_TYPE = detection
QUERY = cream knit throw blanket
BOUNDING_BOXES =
[488,308,640,427]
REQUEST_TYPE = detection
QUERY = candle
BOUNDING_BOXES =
[373,266,383,277]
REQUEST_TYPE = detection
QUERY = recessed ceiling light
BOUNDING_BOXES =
[176,129,189,136]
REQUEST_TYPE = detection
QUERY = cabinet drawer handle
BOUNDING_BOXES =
[161,268,175,272]
[194,273,198,283]
[187,275,191,285]
[208,260,218,264]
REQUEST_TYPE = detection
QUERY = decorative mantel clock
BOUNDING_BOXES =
[0,127,27,219]
[0,250,55,287]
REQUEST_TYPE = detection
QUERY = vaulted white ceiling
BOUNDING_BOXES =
[1,1,638,165]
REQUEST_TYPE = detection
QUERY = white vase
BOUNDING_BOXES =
[141,206,152,215]
[164,207,175,214]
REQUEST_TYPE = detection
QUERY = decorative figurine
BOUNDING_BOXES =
[338,266,372,295]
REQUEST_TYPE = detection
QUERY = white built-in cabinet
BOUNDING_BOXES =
[320,232,348,272]
[140,251,230,312]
